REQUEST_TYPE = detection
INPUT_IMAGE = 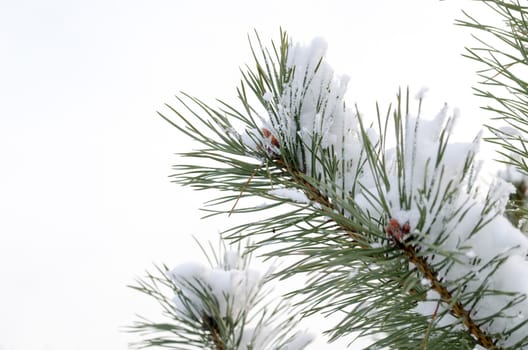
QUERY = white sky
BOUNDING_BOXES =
[0,0,494,349]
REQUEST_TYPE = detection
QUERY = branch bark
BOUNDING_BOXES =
[202,314,224,350]
[397,241,499,350]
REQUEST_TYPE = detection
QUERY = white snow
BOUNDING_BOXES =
[267,37,363,203]
[415,86,429,100]
[169,252,264,319]
[241,128,260,153]
[286,331,316,350]
[263,91,274,103]
[269,188,310,204]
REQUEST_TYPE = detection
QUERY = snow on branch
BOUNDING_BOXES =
[130,239,313,350]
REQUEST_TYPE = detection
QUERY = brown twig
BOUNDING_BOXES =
[274,158,366,244]
[202,314,224,350]
[229,165,260,217]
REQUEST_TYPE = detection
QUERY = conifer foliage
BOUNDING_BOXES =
[132,1,528,349]
[129,241,313,349]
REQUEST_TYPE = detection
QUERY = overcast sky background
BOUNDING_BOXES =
[0,1,495,349]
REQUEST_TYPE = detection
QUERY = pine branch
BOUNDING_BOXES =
[129,239,314,350]
[457,0,528,175]
[161,30,528,349]
[457,0,528,236]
